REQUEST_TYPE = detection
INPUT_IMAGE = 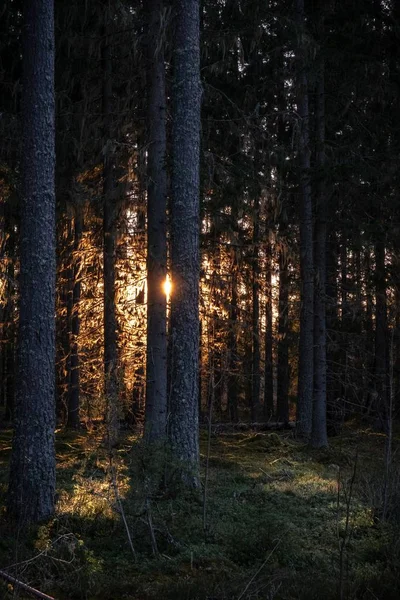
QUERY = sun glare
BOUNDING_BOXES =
[163,275,172,298]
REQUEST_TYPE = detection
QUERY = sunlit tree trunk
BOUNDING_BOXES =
[311,42,328,448]
[67,205,83,429]
[102,13,119,446]
[8,0,56,523]
[169,0,202,484]
[296,0,313,439]
[144,0,168,442]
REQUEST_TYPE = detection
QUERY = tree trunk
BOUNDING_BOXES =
[251,196,261,422]
[296,0,313,439]
[264,237,274,419]
[67,206,83,429]
[375,236,388,430]
[168,0,202,485]
[144,0,168,442]
[228,257,239,422]
[311,44,328,448]
[8,0,56,523]
[277,237,289,423]
[102,14,119,446]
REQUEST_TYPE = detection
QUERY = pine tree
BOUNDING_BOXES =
[8,0,56,523]
[169,0,202,484]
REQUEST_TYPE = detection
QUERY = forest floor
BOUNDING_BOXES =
[0,422,399,600]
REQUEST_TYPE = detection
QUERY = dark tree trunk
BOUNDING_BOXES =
[296,0,313,439]
[168,0,202,484]
[264,237,274,419]
[277,237,289,423]
[8,0,56,523]
[102,15,119,446]
[339,235,348,401]
[311,45,328,448]
[375,236,388,430]
[228,260,239,422]
[251,196,261,422]
[144,0,168,442]
[326,228,342,433]
[67,206,83,429]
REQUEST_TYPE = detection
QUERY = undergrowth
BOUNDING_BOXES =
[0,424,399,599]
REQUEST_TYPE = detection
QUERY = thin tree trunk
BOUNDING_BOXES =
[168,0,202,485]
[102,13,119,446]
[144,0,168,442]
[375,236,388,430]
[251,196,261,422]
[67,206,83,429]
[277,238,289,423]
[264,237,274,419]
[228,259,239,422]
[311,42,328,448]
[8,0,56,523]
[296,0,313,439]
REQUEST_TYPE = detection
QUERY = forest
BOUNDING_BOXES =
[0,0,400,598]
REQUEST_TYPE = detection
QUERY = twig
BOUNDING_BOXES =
[0,569,55,600]
[108,455,137,560]
[237,539,281,600]
[145,498,159,557]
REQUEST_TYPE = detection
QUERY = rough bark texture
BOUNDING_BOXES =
[168,0,202,483]
[102,18,119,446]
[311,48,328,448]
[8,0,56,523]
[67,206,83,429]
[295,0,314,439]
[144,0,168,442]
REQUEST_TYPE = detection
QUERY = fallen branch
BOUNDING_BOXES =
[202,422,295,435]
[237,539,281,600]
[0,569,55,600]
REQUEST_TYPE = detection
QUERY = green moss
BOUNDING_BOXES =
[0,425,398,599]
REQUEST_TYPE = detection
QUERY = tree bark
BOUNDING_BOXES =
[251,196,261,422]
[8,0,56,523]
[102,13,119,446]
[296,0,314,439]
[144,0,168,442]
[228,256,239,422]
[375,236,388,430]
[311,42,328,448]
[168,0,202,485]
[277,237,289,423]
[264,237,274,419]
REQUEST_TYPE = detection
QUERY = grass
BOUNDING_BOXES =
[0,423,399,599]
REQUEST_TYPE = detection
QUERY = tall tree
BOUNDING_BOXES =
[311,14,328,448]
[102,6,119,445]
[144,0,168,442]
[295,0,314,439]
[251,194,261,422]
[169,0,202,484]
[67,203,83,429]
[8,0,56,523]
